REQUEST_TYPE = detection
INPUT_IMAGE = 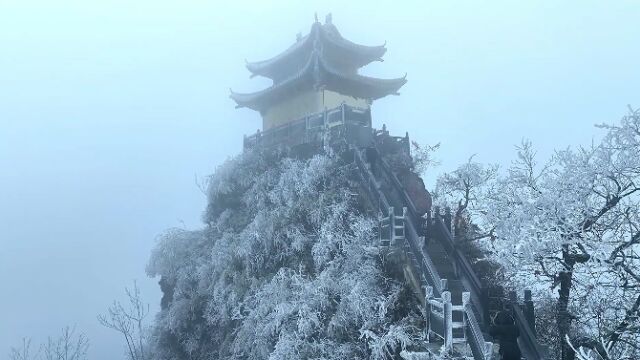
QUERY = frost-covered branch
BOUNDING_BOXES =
[9,338,39,360]
[98,281,149,360]
[41,326,89,360]
[438,107,640,359]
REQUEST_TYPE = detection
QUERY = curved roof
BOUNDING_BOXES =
[246,19,386,82]
[230,49,406,111]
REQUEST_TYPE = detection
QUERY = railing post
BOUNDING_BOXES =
[378,210,383,245]
[509,291,518,318]
[388,207,395,244]
[462,291,471,307]
[443,291,453,350]
[404,131,410,155]
[524,289,536,336]
[425,286,433,341]
[424,209,432,238]
[323,107,327,128]
[462,292,471,341]
[397,207,407,243]
[509,290,518,303]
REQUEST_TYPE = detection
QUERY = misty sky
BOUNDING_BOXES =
[1,1,638,358]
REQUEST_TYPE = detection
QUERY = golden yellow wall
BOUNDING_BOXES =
[321,90,369,110]
[262,89,370,130]
[263,91,322,130]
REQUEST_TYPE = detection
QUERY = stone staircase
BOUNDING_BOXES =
[355,146,493,360]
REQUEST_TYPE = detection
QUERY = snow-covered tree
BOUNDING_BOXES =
[145,150,422,359]
[566,336,634,360]
[436,107,640,360]
[434,156,498,241]
[410,141,441,175]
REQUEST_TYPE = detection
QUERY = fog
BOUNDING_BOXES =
[1,1,638,358]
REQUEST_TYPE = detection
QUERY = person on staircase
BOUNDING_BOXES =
[489,305,522,360]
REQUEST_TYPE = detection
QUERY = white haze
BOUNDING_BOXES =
[0,1,638,358]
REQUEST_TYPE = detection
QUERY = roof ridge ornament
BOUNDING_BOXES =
[232,15,407,111]
[245,16,387,79]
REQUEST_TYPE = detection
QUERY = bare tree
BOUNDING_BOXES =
[98,280,149,360]
[9,327,88,360]
[9,338,40,360]
[41,326,89,360]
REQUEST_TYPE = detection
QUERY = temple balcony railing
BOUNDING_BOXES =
[373,125,411,159]
[243,104,373,151]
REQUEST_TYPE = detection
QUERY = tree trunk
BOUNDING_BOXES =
[557,270,575,360]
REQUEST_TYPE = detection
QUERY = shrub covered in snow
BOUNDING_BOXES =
[146,150,422,360]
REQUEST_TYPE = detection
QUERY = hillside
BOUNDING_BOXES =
[145,149,422,360]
